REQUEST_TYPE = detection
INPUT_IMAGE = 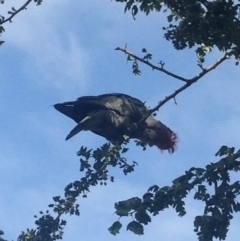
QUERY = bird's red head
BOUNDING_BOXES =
[143,119,178,153]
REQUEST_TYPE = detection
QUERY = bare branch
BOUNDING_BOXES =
[0,0,32,25]
[149,50,234,114]
[116,46,233,114]
[115,46,188,83]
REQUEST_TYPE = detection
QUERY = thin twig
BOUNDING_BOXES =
[115,46,188,83]
[0,0,32,25]
[149,51,233,114]
[150,50,233,113]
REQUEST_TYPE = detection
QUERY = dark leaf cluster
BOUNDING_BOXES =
[109,146,240,240]
[18,210,66,241]
[126,48,154,75]
[16,142,136,241]
[115,0,240,61]
[0,231,7,241]
[34,0,43,5]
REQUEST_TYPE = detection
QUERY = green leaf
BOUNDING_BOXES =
[215,146,234,156]
[0,26,5,33]
[232,201,240,212]
[167,14,173,22]
[131,5,138,20]
[127,221,144,235]
[108,221,122,235]
[121,147,129,154]
[143,53,152,61]
[135,210,151,224]
[115,197,142,216]
[148,185,159,192]
[127,55,132,61]
[77,146,92,159]
[53,196,61,202]
[132,60,141,75]
[123,165,134,175]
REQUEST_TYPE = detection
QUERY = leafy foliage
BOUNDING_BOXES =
[1,136,239,241]
[125,48,153,76]
[0,230,6,241]
[115,0,240,61]
[12,142,137,241]
[127,221,144,235]
[109,146,240,240]
[108,221,122,235]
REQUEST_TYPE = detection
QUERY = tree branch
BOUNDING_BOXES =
[149,50,234,114]
[115,46,189,83]
[116,46,233,113]
[0,0,32,25]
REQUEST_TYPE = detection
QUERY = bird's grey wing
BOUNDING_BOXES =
[65,109,108,140]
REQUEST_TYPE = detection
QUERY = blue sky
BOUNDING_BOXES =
[0,1,240,241]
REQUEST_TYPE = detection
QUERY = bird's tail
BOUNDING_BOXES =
[54,102,81,123]
[65,116,91,140]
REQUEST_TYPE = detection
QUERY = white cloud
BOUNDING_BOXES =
[23,32,90,93]
[2,0,90,94]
